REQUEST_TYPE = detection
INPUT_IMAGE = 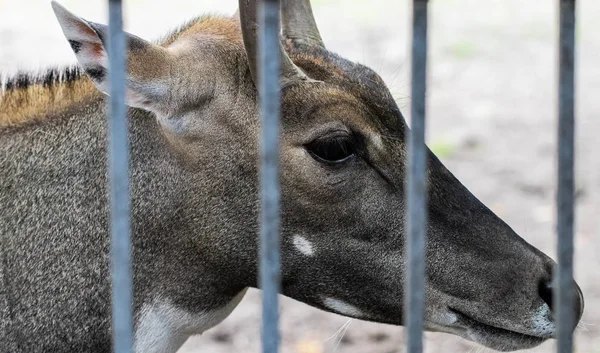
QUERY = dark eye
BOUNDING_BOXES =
[306,134,356,164]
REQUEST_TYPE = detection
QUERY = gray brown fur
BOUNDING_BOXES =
[1,12,258,352]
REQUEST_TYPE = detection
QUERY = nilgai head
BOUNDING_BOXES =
[51,0,583,350]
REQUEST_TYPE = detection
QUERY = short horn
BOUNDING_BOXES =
[281,0,324,48]
[238,0,310,86]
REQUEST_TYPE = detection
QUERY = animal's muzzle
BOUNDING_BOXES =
[537,276,584,331]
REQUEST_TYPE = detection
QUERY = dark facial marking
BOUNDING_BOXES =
[85,67,106,82]
[69,40,82,54]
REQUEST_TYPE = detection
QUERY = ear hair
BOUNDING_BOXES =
[51,1,171,112]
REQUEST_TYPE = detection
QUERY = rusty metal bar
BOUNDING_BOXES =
[406,0,429,352]
[556,1,577,352]
[107,0,133,353]
[258,0,282,353]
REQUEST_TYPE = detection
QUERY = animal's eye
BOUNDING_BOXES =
[306,134,356,164]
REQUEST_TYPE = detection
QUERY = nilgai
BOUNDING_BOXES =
[0,1,583,352]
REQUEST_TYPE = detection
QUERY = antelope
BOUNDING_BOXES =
[0,1,584,352]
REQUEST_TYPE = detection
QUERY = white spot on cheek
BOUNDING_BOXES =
[293,235,314,256]
[372,134,384,150]
[322,297,364,317]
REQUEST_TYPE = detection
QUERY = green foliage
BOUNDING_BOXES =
[430,139,456,159]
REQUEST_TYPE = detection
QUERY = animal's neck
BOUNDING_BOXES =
[0,67,101,127]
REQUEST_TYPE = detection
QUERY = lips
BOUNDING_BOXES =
[449,309,549,352]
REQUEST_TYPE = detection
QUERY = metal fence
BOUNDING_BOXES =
[104,1,578,353]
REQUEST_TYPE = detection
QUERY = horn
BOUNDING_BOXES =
[281,0,324,48]
[238,0,309,86]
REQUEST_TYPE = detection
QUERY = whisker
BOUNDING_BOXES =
[330,319,352,353]
[465,343,477,353]
[576,319,593,332]
[324,319,353,342]
[455,336,466,345]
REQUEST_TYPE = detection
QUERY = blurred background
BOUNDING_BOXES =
[1,0,598,352]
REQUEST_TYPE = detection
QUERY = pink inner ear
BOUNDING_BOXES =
[74,39,106,64]
[72,20,98,39]
[90,43,105,58]
[74,23,105,58]
[62,16,105,58]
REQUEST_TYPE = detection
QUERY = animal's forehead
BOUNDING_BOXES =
[283,84,379,133]
[285,42,406,135]
[283,81,405,147]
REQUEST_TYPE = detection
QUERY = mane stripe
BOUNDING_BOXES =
[0,14,229,127]
[1,66,84,93]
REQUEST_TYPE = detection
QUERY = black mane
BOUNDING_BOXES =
[1,66,84,92]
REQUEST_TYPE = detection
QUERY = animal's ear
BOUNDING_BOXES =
[51,1,172,112]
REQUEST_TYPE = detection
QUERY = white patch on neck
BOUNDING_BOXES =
[134,288,248,353]
[293,235,315,256]
[322,297,364,318]
[531,304,555,337]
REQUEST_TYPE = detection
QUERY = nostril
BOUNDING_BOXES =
[575,282,584,322]
[538,278,585,326]
[538,279,554,311]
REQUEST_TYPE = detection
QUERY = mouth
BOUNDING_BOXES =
[449,309,549,352]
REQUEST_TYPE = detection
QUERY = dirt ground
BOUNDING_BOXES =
[1,0,598,352]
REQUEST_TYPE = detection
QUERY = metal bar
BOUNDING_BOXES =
[405,1,429,352]
[107,1,133,353]
[556,1,576,352]
[258,1,282,353]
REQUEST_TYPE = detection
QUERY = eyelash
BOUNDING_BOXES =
[305,134,356,165]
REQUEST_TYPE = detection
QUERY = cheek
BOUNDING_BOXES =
[281,147,362,204]
[282,147,315,185]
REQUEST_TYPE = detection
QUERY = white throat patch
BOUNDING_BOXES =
[134,288,247,353]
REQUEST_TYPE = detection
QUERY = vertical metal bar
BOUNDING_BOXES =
[556,1,576,353]
[258,0,281,353]
[107,1,133,353]
[405,1,428,353]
